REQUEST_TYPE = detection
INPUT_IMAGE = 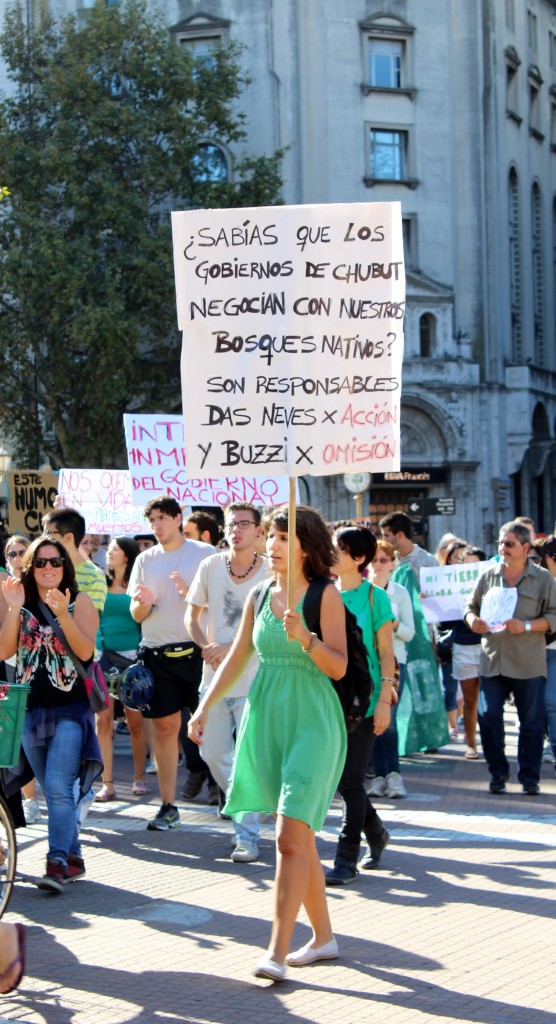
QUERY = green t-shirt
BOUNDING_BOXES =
[339,579,394,716]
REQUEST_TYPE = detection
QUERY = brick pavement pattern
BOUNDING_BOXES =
[1,707,555,1024]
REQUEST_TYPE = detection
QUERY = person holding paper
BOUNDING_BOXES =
[188,505,347,983]
[465,520,556,795]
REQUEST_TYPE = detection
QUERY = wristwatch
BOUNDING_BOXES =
[524,621,532,633]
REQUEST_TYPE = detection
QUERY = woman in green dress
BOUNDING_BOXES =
[189,505,347,982]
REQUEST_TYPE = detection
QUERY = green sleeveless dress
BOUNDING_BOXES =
[224,588,347,831]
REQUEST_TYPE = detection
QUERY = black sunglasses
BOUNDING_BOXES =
[33,556,64,569]
[7,550,27,559]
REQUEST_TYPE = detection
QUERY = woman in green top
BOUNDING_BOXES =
[96,536,145,799]
[189,505,347,982]
[325,525,396,886]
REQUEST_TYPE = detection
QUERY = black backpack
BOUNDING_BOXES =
[252,577,373,733]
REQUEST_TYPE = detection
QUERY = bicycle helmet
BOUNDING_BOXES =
[119,663,156,712]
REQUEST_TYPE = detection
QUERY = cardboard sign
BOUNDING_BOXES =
[172,201,404,477]
[7,471,59,535]
[123,414,293,507]
[419,561,490,623]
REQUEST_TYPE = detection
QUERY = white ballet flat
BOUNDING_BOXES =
[254,957,287,982]
[286,937,339,966]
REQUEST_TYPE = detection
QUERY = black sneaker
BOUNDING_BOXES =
[146,803,181,831]
[360,828,390,870]
[489,772,510,794]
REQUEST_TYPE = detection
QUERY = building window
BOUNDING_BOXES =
[532,182,545,366]
[506,0,515,32]
[192,143,228,183]
[419,314,436,358]
[181,36,220,70]
[365,127,417,188]
[528,66,544,139]
[527,9,538,51]
[360,14,415,97]
[505,47,521,124]
[368,39,402,88]
[370,129,405,180]
[508,168,522,363]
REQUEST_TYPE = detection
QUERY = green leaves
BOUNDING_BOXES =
[0,0,283,467]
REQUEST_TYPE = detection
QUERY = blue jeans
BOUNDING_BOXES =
[372,663,406,776]
[22,714,83,866]
[478,674,545,786]
[441,661,459,712]
[545,650,556,760]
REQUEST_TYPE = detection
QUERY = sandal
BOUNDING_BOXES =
[0,924,27,994]
[464,747,480,760]
[95,783,117,802]
[132,780,147,795]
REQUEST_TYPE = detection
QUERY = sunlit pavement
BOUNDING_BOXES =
[2,704,555,1024]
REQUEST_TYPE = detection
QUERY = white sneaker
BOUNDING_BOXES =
[23,798,42,824]
[366,775,386,797]
[385,772,407,799]
[145,760,157,775]
[231,840,259,863]
[543,742,555,764]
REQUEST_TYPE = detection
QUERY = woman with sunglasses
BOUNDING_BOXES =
[3,535,43,822]
[0,537,101,891]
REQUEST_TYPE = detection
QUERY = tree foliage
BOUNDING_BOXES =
[0,0,283,467]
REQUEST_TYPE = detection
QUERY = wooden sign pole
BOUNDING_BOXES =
[287,477,297,623]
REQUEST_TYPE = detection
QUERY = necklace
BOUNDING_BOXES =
[226,551,258,579]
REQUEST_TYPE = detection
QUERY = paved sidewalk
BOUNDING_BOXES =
[2,707,555,1024]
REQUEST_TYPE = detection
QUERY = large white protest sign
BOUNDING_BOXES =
[419,561,490,624]
[123,414,293,507]
[57,468,148,535]
[172,202,404,477]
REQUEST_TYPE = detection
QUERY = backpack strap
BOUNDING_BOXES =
[252,577,275,619]
[302,577,334,638]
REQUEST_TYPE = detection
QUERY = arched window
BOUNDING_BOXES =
[508,168,522,361]
[192,143,228,183]
[419,313,436,357]
[532,181,544,365]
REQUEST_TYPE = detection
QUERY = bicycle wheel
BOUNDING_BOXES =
[0,796,16,918]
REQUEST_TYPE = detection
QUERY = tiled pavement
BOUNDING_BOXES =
[1,707,555,1024]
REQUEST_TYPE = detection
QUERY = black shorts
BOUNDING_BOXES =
[140,643,203,720]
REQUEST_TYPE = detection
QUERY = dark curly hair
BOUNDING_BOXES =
[266,504,334,580]
[20,537,78,606]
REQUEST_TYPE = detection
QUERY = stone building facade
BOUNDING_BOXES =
[3,0,556,546]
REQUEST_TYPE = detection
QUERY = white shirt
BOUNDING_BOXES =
[128,539,213,648]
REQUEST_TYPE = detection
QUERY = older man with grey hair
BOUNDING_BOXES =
[465,520,556,795]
